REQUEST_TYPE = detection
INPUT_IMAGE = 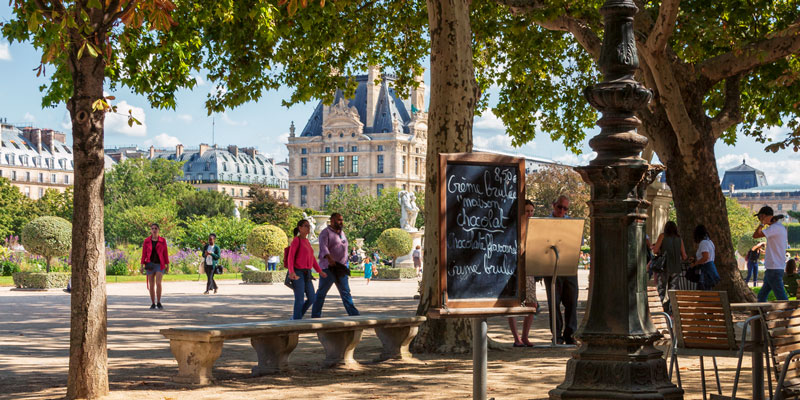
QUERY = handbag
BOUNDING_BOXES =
[283,244,301,290]
[685,265,701,283]
[329,261,350,279]
[650,254,666,272]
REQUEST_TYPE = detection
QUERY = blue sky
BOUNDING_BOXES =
[1,6,798,184]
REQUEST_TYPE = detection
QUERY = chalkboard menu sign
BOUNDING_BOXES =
[437,153,526,310]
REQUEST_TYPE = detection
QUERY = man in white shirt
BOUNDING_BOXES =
[754,206,789,302]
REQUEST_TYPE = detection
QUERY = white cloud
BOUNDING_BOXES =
[0,42,11,61]
[144,133,182,148]
[220,112,247,127]
[260,132,290,162]
[23,112,36,123]
[105,100,147,137]
[717,153,800,185]
[193,75,206,86]
[554,152,597,166]
[61,112,72,130]
[176,113,193,123]
[473,109,506,132]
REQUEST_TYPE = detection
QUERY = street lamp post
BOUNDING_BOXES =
[549,0,683,398]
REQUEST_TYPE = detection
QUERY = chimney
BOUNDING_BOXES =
[243,147,257,158]
[148,145,155,159]
[199,143,209,156]
[41,130,54,150]
[176,144,184,158]
[35,129,42,153]
[227,145,239,157]
[365,65,381,129]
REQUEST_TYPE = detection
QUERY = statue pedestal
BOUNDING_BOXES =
[395,230,423,269]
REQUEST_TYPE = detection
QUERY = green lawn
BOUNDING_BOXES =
[1,270,368,287]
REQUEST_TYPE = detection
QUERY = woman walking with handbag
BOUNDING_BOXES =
[140,223,169,310]
[287,219,327,320]
[690,225,720,290]
[651,221,687,313]
[202,233,221,294]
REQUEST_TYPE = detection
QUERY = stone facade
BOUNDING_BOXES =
[286,67,427,210]
[0,123,75,200]
[729,185,800,222]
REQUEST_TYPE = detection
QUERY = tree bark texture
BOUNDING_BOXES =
[412,0,480,354]
[66,39,110,399]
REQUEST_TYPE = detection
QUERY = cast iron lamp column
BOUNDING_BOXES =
[549,0,683,398]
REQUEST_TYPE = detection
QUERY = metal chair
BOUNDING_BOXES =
[669,290,761,400]
[647,284,679,384]
[760,300,800,399]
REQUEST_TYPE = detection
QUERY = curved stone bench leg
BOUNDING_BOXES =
[250,334,299,375]
[374,325,419,361]
[317,329,362,368]
[168,339,223,385]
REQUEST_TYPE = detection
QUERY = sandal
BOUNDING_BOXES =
[513,343,526,347]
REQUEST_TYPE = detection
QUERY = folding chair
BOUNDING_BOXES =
[648,284,679,384]
[760,300,800,400]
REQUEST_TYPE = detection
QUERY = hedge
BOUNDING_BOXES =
[12,272,70,289]
[374,267,417,280]
[242,269,287,284]
[788,223,800,247]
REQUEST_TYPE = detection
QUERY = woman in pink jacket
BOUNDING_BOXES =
[140,223,169,310]
[287,219,327,319]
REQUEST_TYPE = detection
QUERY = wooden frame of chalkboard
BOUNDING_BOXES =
[434,152,528,313]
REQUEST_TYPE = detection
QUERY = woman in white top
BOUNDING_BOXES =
[690,225,720,290]
[267,255,280,271]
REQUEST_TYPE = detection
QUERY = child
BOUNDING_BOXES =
[364,257,374,285]
[784,259,799,298]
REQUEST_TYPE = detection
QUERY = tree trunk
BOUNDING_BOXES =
[412,0,479,354]
[66,47,109,398]
[651,121,755,303]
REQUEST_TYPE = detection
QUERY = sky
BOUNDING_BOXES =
[1,7,798,184]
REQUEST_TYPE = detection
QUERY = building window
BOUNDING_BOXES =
[337,156,345,174]
[416,147,420,154]
[38,173,44,183]
[64,175,69,184]
[351,156,359,174]
[231,188,235,196]
[0,170,3,178]
[240,189,244,197]
[325,147,331,153]
[25,172,30,182]
[402,184,407,191]
[415,158,420,176]
[324,157,331,174]
[38,188,44,198]
[351,146,357,152]
[377,184,384,197]
[301,148,307,155]
[186,174,192,181]
[300,186,307,206]
[11,171,16,181]
[51,174,56,183]
[794,203,798,211]
[778,203,783,211]
[205,162,210,171]
[338,146,344,153]
[402,156,407,174]
[324,185,331,205]
[377,145,384,151]
[301,158,308,176]
[24,187,30,198]
[377,155,384,174]
[403,145,407,151]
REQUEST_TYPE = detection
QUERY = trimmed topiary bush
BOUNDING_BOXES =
[374,267,417,280]
[377,228,413,268]
[12,272,70,289]
[242,269,287,284]
[247,225,289,264]
[21,216,72,273]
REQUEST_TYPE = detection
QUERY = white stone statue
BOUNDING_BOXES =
[399,190,419,231]
[233,206,241,221]
[302,212,317,242]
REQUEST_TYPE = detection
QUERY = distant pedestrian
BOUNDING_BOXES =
[140,223,169,310]
[287,219,327,320]
[412,245,422,277]
[784,259,799,298]
[312,212,360,318]
[690,225,720,291]
[363,257,375,285]
[754,206,789,302]
[202,233,221,294]
[267,254,279,271]
[508,199,536,347]
[543,195,578,345]
[745,242,765,287]
[651,221,687,313]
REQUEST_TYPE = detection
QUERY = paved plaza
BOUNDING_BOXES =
[0,271,756,399]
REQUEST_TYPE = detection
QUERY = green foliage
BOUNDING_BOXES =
[727,198,759,251]
[0,260,21,276]
[0,178,35,239]
[374,267,417,280]
[247,186,305,237]
[178,216,255,250]
[247,225,289,262]
[736,235,763,259]
[788,223,800,247]
[12,272,70,289]
[525,165,590,239]
[177,189,236,221]
[34,188,74,221]
[377,228,413,265]
[789,211,800,221]
[21,216,72,272]
[324,186,424,249]
[242,269,287,284]
[106,203,181,246]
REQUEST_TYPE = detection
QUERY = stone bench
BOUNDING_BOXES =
[160,315,426,384]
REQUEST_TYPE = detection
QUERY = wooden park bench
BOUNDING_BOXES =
[160,315,426,384]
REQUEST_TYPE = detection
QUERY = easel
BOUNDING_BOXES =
[525,217,585,348]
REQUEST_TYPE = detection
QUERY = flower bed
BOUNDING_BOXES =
[242,269,286,284]
[12,272,71,289]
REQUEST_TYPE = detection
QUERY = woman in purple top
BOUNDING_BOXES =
[311,212,360,317]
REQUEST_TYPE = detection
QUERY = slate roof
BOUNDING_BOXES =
[0,125,74,171]
[300,74,413,137]
[721,160,768,191]
[148,147,288,188]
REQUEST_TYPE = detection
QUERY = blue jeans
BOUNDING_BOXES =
[267,262,277,271]
[311,270,359,318]
[291,270,316,320]
[745,260,759,285]
[758,269,788,302]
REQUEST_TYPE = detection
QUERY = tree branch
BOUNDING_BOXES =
[709,74,742,139]
[532,16,602,62]
[698,20,800,82]
[33,0,67,21]
[493,0,547,12]
[104,0,138,28]
[644,0,680,53]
